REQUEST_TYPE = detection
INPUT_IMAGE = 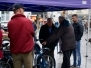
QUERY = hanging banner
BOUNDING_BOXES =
[82,0,87,4]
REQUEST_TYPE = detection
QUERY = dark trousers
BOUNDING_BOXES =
[61,49,73,68]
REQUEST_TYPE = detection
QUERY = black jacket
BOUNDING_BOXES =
[72,23,83,41]
[39,24,58,51]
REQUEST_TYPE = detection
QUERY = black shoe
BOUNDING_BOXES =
[70,65,76,68]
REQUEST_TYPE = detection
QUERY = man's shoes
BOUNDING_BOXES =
[70,67,76,68]
[76,66,80,68]
[70,65,77,68]
[70,65,80,68]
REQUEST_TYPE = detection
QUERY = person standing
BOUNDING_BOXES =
[42,16,76,68]
[39,18,58,58]
[72,14,83,68]
[0,28,3,58]
[8,4,34,68]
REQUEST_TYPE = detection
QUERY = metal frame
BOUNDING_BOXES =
[85,1,91,67]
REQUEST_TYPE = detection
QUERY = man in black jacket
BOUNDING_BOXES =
[72,14,83,68]
[39,18,58,58]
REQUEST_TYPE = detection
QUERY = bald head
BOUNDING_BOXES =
[59,16,65,23]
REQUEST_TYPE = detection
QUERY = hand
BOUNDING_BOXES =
[89,38,91,42]
[42,41,47,45]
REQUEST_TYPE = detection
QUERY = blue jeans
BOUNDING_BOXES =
[73,41,81,67]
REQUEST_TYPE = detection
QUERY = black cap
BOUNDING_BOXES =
[12,3,24,11]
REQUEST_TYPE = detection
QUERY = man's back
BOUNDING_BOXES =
[60,24,76,51]
[8,14,34,54]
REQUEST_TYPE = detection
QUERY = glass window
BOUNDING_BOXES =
[77,10,81,13]
[1,11,5,21]
[6,11,9,21]
[0,17,1,22]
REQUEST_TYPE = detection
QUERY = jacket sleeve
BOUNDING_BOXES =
[27,20,35,37]
[7,23,10,38]
[77,24,83,41]
[0,30,2,47]
[39,26,44,44]
[46,26,64,44]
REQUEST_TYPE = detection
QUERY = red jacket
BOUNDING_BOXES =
[0,30,3,58]
[8,14,34,54]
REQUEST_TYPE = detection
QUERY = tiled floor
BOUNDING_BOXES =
[54,32,91,68]
[36,29,91,68]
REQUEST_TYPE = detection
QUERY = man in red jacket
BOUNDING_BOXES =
[8,4,34,68]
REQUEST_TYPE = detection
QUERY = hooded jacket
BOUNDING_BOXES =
[8,14,34,54]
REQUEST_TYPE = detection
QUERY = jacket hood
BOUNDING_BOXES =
[60,20,70,26]
[73,22,79,25]
[11,14,26,20]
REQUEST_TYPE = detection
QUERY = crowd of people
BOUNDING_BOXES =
[0,3,91,68]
